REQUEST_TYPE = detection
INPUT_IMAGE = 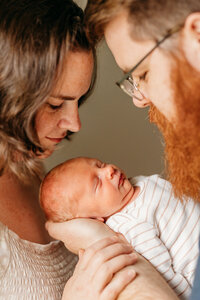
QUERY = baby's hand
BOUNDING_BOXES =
[46,218,124,254]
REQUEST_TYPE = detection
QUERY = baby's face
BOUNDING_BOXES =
[67,157,134,219]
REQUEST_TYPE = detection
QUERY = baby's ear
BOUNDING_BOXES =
[96,217,105,222]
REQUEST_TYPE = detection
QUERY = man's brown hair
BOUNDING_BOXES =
[85,0,200,45]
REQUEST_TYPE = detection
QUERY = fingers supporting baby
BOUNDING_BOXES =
[62,236,137,300]
[75,236,137,276]
[47,219,141,299]
[100,267,137,300]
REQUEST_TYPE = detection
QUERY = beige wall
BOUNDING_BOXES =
[43,1,164,178]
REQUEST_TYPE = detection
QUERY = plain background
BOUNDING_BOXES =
[43,0,165,178]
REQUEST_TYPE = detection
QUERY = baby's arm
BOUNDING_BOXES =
[46,219,178,300]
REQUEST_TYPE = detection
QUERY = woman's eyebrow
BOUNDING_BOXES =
[51,95,76,101]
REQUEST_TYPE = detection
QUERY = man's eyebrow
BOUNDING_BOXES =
[51,95,76,101]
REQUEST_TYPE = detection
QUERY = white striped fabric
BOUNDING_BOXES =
[106,175,200,300]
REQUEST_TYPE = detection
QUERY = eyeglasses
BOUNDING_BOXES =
[116,24,182,100]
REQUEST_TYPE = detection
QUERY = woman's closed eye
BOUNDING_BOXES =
[48,103,63,110]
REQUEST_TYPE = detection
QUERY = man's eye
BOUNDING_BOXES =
[139,71,148,81]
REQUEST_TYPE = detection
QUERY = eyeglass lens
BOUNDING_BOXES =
[121,78,144,100]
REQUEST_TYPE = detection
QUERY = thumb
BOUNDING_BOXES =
[45,220,51,231]
[78,248,85,259]
[45,221,66,241]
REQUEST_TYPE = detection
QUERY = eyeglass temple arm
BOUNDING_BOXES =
[116,24,182,87]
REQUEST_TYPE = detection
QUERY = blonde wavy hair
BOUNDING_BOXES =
[0,0,96,183]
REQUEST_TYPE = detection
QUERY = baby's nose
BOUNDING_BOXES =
[105,165,116,179]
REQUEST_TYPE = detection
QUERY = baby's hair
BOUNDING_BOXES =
[40,159,79,222]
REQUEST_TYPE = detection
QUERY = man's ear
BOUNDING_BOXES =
[181,12,200,72]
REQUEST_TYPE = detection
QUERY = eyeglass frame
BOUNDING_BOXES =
[116,24,183,100]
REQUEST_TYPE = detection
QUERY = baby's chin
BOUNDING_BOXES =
[123,177,133,193]
[121,184,135,207]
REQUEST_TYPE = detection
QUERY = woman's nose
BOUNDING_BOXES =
[57,103,81,132]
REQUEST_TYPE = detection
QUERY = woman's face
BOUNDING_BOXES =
[35,50,94,156]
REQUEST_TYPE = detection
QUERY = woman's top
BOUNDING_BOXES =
[0,221,77,300]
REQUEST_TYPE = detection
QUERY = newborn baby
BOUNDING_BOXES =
[40,157,200,300]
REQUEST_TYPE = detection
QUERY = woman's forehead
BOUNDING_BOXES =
[52,50,94,99]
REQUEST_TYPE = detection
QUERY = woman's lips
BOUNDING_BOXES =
[46,137,63,144]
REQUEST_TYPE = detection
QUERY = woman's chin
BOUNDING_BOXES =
[37,148,54,159]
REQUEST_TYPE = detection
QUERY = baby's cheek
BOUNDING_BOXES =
[124,179,131,190]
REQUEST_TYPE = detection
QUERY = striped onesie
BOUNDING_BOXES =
[106,175,200,300]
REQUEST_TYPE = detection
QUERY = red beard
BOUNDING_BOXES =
[149,56,200,201]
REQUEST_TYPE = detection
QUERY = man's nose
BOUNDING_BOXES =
[57,102,81,132]
[131,75,150,108]
[132,96,150,108]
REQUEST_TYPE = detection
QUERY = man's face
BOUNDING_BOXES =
[66,157,134,219]
[104,11,200,201]
[104,11,177,122]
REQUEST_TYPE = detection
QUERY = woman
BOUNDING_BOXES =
[0,0,137,299]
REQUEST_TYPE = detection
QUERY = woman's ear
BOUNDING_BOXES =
[181,12,200,72]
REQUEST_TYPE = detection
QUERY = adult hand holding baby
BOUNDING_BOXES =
[46,219,179,300]
[46,219,137,300]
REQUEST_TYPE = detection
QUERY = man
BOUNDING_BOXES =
[85,0,200,299]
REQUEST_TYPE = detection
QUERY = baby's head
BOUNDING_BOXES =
[40,157,134,222]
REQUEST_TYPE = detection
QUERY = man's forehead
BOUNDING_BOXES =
[104,11,154,72]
